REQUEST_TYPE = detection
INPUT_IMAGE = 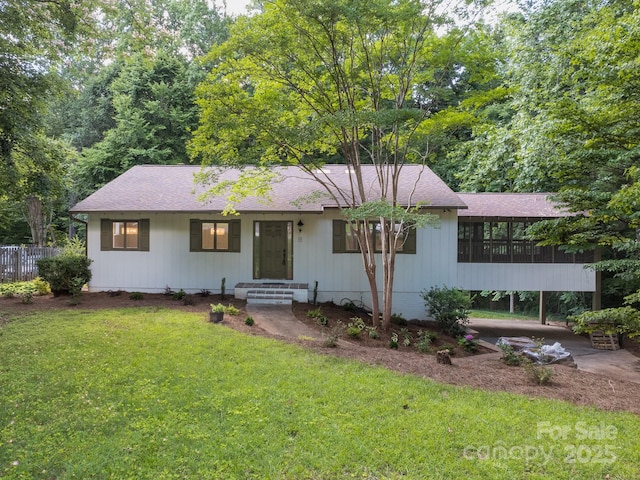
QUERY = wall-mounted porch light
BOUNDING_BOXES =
[297,219,304,233]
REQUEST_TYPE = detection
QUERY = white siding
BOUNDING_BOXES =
[87,211,596,319]
[457,263,596,292]
[86,210,456,319]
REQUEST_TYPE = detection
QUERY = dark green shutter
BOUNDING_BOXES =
[333,220,345,253]
[139,219,150,251]
[403,227,416,254]
[100,219,112,251]
[190,219,201,252]
[229,220,241,252]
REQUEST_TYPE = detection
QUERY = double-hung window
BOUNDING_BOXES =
[332,220,416,254]
[100,219,150,251]
[190,219,241,252]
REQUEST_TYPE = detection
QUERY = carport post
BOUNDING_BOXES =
[539,291,547,325]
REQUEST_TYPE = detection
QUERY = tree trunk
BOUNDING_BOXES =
[357,220,380,328]
[25,196,48,247]
[380,219,398,331]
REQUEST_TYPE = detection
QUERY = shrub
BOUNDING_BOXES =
[306,307,323,318]
[323,322,342,347]
[225,304,240,316]
[18,291,33,304]
[391,313,407,326]
[523,359,554,385]
[37,254,92,297]
[571,306,640,339]
[400,328,412,347]
[457,334,478,353]
[342,301,356,312]
[347,317,365,338]
[307,307,330,326]
[245,316,254,326]
[415,331,435,353]
[210,303,226,313]
[31,277,51,295]
[389,332,399,349]
[68,277,85,305]
[366,326,379,339]
[440,343,456,355]
[130,292,144,300]
[498,343,522,366]
[421,286,473,337]
[0,284,16,298]
[172,289,186,300]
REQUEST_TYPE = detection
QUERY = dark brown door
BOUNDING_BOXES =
[259,221,288,279]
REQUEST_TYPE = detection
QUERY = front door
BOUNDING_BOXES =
[254,221,293,279]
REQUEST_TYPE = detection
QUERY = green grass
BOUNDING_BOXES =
[1,308,639,479]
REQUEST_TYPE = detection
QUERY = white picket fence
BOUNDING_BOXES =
[0,246,60,283]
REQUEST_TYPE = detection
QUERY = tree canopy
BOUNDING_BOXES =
[190,0,490,328]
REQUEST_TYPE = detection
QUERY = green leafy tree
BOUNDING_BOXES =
[453,0,640,334]
[191,0,487,329]
[72,51,202,195]
[0,0,91,186]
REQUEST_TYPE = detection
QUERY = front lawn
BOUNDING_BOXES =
[1,308,639,479]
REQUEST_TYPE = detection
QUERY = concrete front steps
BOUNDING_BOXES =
[234,282,309,305]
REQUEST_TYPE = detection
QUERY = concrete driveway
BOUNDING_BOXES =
[469,317,640,384]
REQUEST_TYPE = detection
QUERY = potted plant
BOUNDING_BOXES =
[210,303,226,323]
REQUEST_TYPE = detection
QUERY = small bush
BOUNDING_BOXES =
[415,331,434,353]
[210,303,226,313]
[366,326,379,339]
[31,277,51,295]
[342,301,356,312]
[129,292,144,300]
[422,286,472,337]
[323,322,342,347]
[163,285,174,296]
[346,325,361,338]
[391,313,407,326]
[306,307,323,318]
[440,343,456,355]
[37,254,92,297]
[523,359,554,385]
[224,304,240,316]
[18,291,33,304]
[307,308,328,326]
[68,277,85,305]
[400,328,412,347]
[389,332,399,349]
[245,316,254,326]
[172,289,186,300]
[346,317,365,338]
[457,334,478,353]
[1,285,15,298]
[199,289,211,297]
[498,343,522,366]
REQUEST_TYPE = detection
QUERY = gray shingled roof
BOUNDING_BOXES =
[456,193,569,219]
[70,164,467,213]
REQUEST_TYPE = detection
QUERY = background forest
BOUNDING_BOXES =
[1,0,639,314]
